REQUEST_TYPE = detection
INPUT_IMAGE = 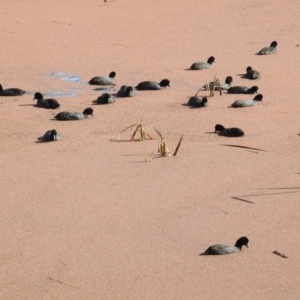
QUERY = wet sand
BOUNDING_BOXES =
[1,0,300,299]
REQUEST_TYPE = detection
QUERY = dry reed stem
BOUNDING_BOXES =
[159,139,171,157]
[118,121,156,141]
[206,80,210,97]
[210,76,216,97]
[135,124,153,141]
[194,88,202,97]
[214,76,222,96]
[118,122,139,140]
[144,150,155,162]
[153,126,163,138]
[173,135,184,156]
[144,131,154,140]
[202,75,222,97]
[130,124,142,140]
[119,123,183,159]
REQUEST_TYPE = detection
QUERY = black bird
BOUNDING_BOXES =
[33,92,60,109]
[187,96,208,108]
[201,76,234,91]
[200,237,249,255]
[229,94,263,108]
[214,124,244,137]
[117,85,135,97]
[244,66,260,79]
[96,93,115,104]
[227,86,259,94]
[0,84,25,96]
[54,108,93,120]
[88,71,116,86]
[190,56,216,70]
[135,79,171,90]
[258,41,277,55]
[38,129,61,142]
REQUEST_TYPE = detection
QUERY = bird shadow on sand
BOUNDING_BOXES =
[91,99,116,105]
[91,99,110,105]
[35,138,51,143]
[92,87,113,92]
[237,73,260,80]
[181,102,207,109]
[91,100,99,105]
[237,73,247,78]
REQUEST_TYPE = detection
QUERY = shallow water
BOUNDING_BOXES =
[38,71,85,97]
[49,71,82,84]
[25,89,80,98]
[43,90,78,98]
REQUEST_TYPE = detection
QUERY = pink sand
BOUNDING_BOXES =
[1,0,300,299]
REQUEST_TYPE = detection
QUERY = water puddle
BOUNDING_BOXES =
[25,89,81,98]
[41,71,85,97]
[43,90,78,98]
[49,71,82,84]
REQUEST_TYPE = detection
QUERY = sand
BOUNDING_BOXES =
[1,0,300,299]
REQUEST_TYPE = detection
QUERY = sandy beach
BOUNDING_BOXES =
[1,0,300,299]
